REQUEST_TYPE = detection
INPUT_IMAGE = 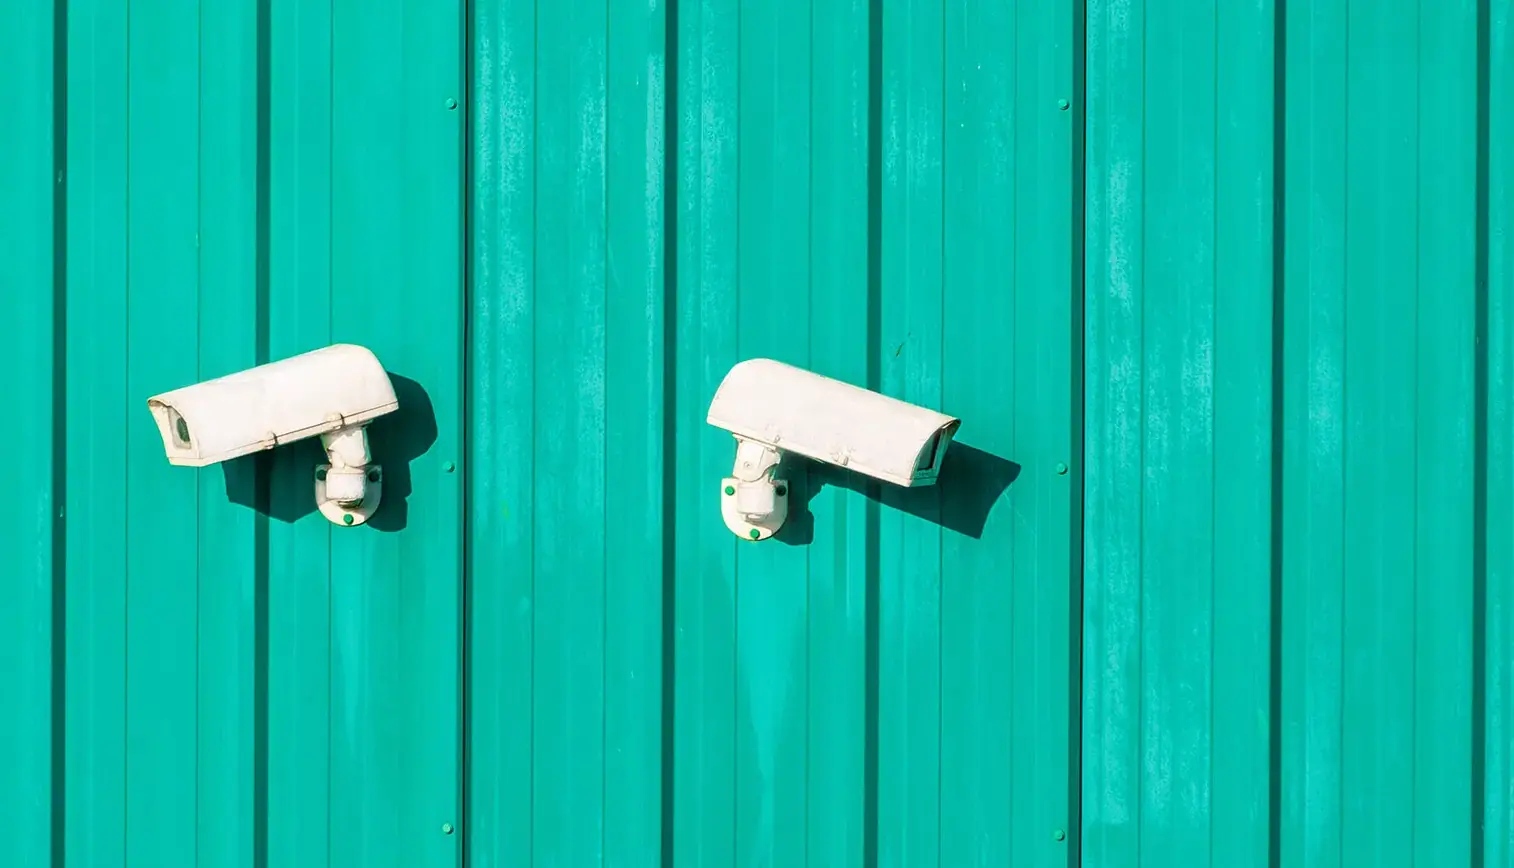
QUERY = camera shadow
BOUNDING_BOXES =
[772,441,1020,546]
[221,373,438,532]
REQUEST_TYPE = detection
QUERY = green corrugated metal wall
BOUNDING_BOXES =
[467,0,1076,865]
[1,0,1510,867]
[1083,1,1514,866]
[1,0,466,865]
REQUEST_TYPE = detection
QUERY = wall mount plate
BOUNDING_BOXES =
[720,476,788,541]
[315,465,383,527]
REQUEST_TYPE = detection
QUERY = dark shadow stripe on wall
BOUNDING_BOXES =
[253,0,272,864]
[1069,0,1089,862]
[51,0,69,865]
[1471,0,1492,866]
[461,0,475,861]
[862,2,883,866]
[661,1,680,867]
[1268,2,1287,867]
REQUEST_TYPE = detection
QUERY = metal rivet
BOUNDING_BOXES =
[442,823,455,835]
[724,485,735,496]
[1057,99,1070,110]
[443,461,456,473]
[748,529,761,540]
[775,485,787,497]
[343,514,354,526]
[1054,829,1066,841]
[315,468,327,481]
[1056,462,1069,475]
[445,98,458,110]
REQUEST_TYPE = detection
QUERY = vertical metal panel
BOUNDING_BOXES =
[1083,0,1244,866]
[1084,4,1514,868]
[197,2,262,866]
[121,3,202,862]
[325,0,465,863]
[61,1,130,866]
[20,0,1514,866]
[602,0,671,863]
[1486,6,1514,867]
[805,8,873,868]
[467,2,1078,868]
[465,0,540,862]
[0,0,465,866]
[0,0,60,865]
[264,0,337,861]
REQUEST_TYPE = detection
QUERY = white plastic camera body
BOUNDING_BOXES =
[146,343,399,527]
[706,358,961,541]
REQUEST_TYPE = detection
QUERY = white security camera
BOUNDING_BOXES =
[706,358,961,541]
[146,343,400,527]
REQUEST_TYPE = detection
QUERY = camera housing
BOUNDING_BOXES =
[706,358,961,540]
[146,343,399,526]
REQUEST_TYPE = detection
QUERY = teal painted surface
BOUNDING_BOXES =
[467,1,1077,866]
[6,0,1078,862]
[0,0,465,866]
[9,0,1512,866]
[0,1,61,866]
[1084,1,1514,867]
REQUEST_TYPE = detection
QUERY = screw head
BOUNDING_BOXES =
[724,485,735,496]
[748,529,761,540]
[1054,829,1066,841]
[775,484,787,497]
[368,469,381,483]
[445,98,458,110]
[442,823,455,835]
[342,514,354,526]
[315,468,327,481]
[1056,462,1069,475]
[1057,98,1070,110]
[443,461,456,473]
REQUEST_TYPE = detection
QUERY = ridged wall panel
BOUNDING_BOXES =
[1,1,466,866]
[466,0,1077,865]
[7,0,1512,866]
[1083,0,1514,866]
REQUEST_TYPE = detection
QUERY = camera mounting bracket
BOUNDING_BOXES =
[314,421,382,527]
[721,437,788,541]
